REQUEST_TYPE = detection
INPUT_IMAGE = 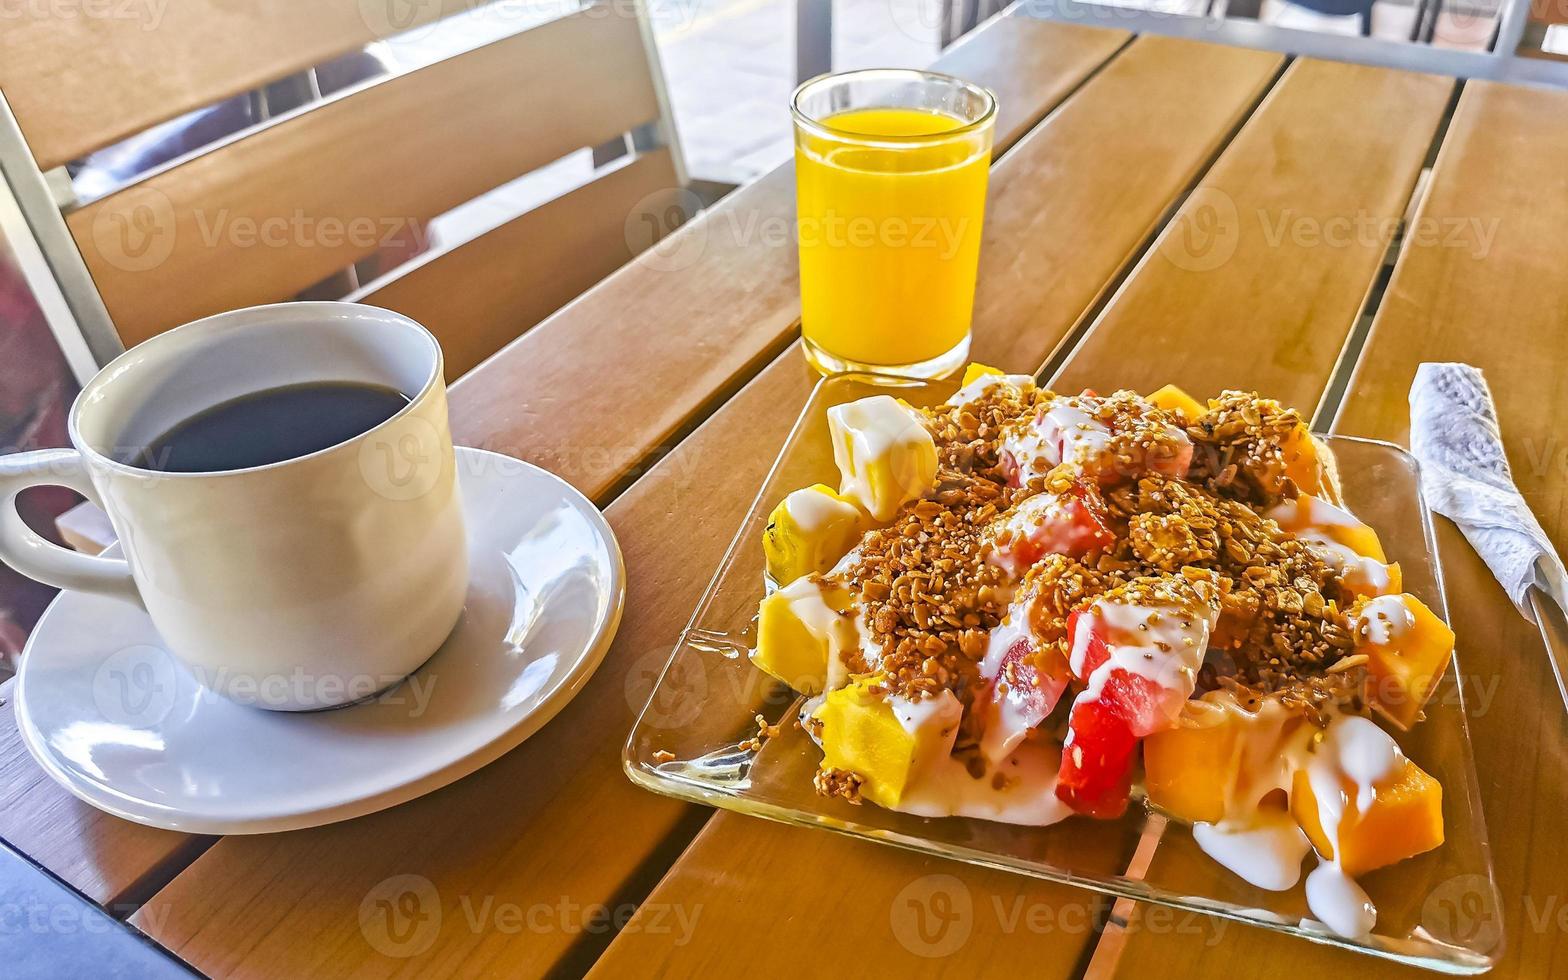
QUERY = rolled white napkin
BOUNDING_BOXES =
[1409,362,1568,619]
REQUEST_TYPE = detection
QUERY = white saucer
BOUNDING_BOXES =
[12,447,624,834]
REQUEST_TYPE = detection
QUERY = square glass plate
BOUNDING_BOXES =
[625,373,1501,973]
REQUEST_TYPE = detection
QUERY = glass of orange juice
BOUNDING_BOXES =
[791,69,996,379]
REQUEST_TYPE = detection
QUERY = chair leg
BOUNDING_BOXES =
[796,0,832,83]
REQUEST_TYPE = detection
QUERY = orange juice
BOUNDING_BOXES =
[794,105,992,375]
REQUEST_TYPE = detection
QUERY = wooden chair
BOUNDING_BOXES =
[0,0,691,381]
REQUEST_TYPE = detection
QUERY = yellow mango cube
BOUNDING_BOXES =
[961,362,1006,386]
[814,679,961,807]
[1291,757,1444,876]
[753,578,856,694]
[762,484,866,585]
[1354,594,1455,729]
[827,395,938,522]
[1146,384,1207,424]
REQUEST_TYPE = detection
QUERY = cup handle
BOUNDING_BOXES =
[0,449,140,605]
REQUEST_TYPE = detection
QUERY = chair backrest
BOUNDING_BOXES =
[0,0,688,379]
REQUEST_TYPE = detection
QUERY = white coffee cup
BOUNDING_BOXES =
[0,303,468,710]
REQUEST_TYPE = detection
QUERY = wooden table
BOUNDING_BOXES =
[5,10,1566,978]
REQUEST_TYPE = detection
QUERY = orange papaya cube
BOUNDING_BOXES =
[1315,499,1385,562]
[1342,559,1402,601]
[1143,705,1236,824]
[1270,494,1387,563]
[1291,758,1444,876]
[1354,594,1455,729]
[1143,696,1307,824]
[1147,384,1207,423]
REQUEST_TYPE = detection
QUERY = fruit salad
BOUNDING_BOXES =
[750,365,1456,939]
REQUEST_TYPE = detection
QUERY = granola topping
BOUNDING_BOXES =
[1184,391,1309,507]
[760,373,1452,940]
[826,386,1360,709]
[813,767,864,804]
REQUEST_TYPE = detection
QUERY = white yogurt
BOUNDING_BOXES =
[1295,711,1405,938]
[977,600,1069,764]
[1304,862,1377,939]
[890,689,963,738]
[896,741,1073,826]
[1194,810,1314,891]
[1038,400,1115,470]
[771,575,867,691]
[1266,496,1393,595]
[947,373,1036,410]
[1355,594,1417,648]
[785,485,860,535]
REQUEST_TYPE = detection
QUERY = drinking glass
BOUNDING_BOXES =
[791,69,996,379]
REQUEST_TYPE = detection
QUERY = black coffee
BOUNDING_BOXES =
[125,381,410,473]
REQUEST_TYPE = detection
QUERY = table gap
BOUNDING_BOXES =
[108,836,220,923]
[547,805,714,979]
[1312,77,1467,433]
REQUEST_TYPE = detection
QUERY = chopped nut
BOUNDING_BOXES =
[813,767,864,804]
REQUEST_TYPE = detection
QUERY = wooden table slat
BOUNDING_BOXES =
[1108,78,1568,980]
